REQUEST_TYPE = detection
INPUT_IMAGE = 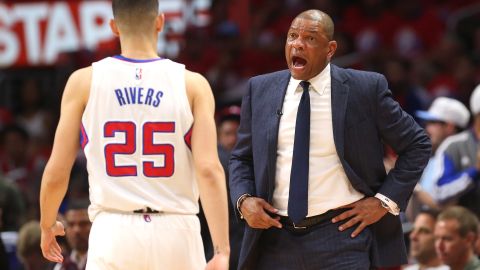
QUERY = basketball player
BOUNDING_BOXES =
[39,1,230,269]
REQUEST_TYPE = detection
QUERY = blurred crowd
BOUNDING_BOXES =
[2,0,480,269]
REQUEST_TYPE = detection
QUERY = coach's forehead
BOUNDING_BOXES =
[292,9,334,40]
[290,18,322,33]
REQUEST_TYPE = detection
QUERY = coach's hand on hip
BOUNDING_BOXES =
[240,197,282,229]
[331,197,388,238]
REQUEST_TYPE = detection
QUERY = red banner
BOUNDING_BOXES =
[0,1,211,68]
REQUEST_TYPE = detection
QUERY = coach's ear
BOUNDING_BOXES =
[110,19,120,37]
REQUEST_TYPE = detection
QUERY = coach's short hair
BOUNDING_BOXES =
[438,206,479,237]
[112,0,159,33]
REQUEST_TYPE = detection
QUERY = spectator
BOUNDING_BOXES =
[0,124,32,186]
[217,105,241,154]
[17,221,55,270]
[405,208,448,270]
[434,206,480,270]
[416,97,470,160]
[407,97,470,220]
[432,84,480,217]
[53,200,90,270]
[0,173,26,231]
[14,78,54,147]
[0,124,45,220]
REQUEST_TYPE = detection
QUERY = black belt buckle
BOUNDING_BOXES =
[133,207,160,214]
[280,209,346,233]
[291,222,307,230]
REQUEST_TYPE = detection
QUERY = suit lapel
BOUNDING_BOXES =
[266,70,290,200]
[331,65,349,159]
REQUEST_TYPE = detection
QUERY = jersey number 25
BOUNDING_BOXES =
[104,121,174,177]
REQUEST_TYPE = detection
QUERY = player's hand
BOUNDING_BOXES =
[331,197,388,238]
[205,253,229,270]
[240,196,282,229]
[40,221,66,263]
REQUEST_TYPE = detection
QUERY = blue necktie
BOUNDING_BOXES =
[288,81,310,223]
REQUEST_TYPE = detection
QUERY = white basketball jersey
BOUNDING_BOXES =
[82,56,197,220]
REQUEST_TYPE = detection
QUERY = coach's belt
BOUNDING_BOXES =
[133,207,160,214]
[278,208,347,232]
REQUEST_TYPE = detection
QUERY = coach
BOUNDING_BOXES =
[229,9,431,270]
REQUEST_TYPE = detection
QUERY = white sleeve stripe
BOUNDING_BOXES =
[433,173,473,202]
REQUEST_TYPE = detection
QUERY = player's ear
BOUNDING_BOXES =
[110,19,120,37]
[155,13,165,33]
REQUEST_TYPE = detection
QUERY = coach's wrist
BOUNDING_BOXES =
[236,193,252,219]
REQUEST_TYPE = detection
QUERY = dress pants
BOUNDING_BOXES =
[256,218,372,270]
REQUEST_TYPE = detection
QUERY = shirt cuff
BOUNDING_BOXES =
[236,193,252,219]
[374,193,400,216]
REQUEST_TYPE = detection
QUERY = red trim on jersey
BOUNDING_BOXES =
[80,123,89,149]
[184,125,193,150]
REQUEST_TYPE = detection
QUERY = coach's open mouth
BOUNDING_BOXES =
[292,56,307,69]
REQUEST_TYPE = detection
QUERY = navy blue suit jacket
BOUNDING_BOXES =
[229,65,431,269]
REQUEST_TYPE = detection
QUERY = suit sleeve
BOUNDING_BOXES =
[229,79,256,216]
[374,74,432,210]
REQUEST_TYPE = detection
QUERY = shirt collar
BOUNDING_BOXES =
[291,63,331,94]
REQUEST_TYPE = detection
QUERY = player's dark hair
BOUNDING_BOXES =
[112,0,159,32]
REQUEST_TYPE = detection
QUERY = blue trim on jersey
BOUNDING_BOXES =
[436,155,478,186]
[80,123,89,149]
[112,55,164,63]
[184,124,193,151]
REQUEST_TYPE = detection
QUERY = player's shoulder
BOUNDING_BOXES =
[64,66,92,103]
[185,69,211,94]
[183,69,213,110]
[69,66,93,83]
[185,69,208,84]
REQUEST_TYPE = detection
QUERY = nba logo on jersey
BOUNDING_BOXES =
[135,67,142,80]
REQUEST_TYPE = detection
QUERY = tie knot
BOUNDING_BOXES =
[300,81,310,92]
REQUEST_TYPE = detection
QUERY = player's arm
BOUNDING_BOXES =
[39,67,91,263]
[186,70,230,267]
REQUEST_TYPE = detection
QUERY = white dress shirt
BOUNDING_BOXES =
[272,64,399,217]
